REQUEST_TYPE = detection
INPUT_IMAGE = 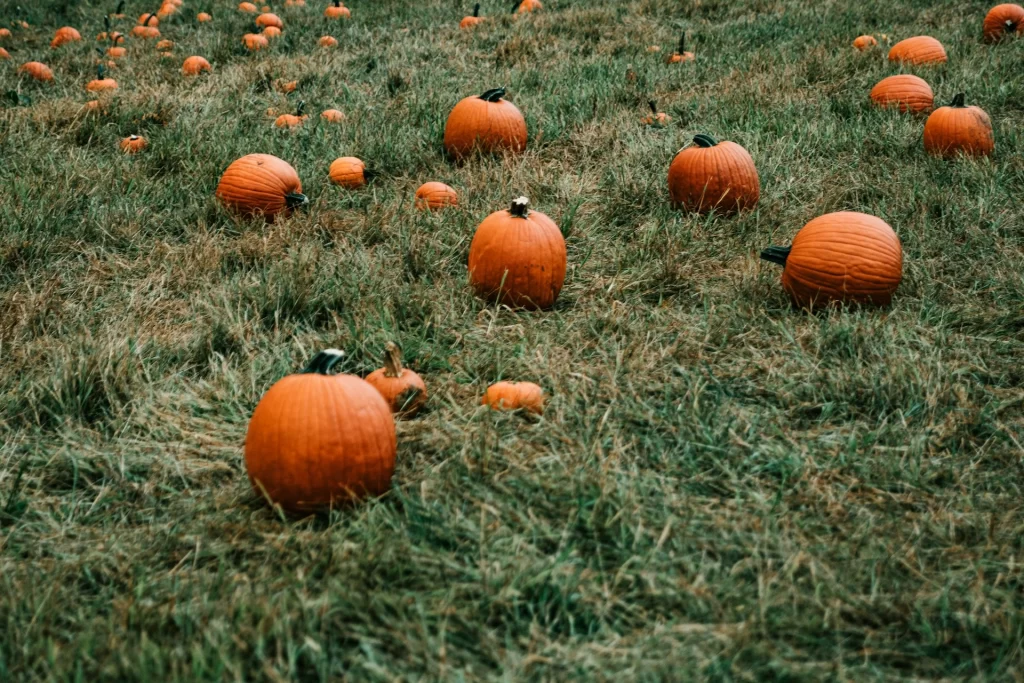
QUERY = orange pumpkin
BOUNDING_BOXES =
[365,343,428,418]
[468,197,566,310]
[132,15,161,38]
[18,62,54,82]
[244,349,396,513]
[461,3,484,27]
[325,1,350,18]
[238,2,258,12]
[157,3,178,19]
[329,157,366,188]
[51,26,82,48]
[319,35,338,47]
[923,93,994,157]
[983,3,1024,41]
[137,13,159,26]
[443,87,527,160]
[0,28,11,41]
[243,33,269,50]
[216,153,307,219]
[119,134,147,154]
[853,35,877,50]
[415,182,458,210]
[156,39,174,50]
[0,48,9,60]
[888,36,947,65]
[183,55,212,75]
[642,100,670,126]
[86,65,118,92]
[321,108,345,122]
[668,134,760,214]
[285,0,306,5]
[666,33,694,63]
[760,212,902,309]
[110,0,126,18]
[263,25,282,38]
[276,79,297,93]
[481,381,544,414]
[274,101,308,128]
[256,12,283,28]
[869,74,934,113]
[106,45,127,58]
[515,0,542,12]
[198,11,213,22]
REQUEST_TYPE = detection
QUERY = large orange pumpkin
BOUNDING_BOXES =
[18,62,54,82]
[760,212,903,309]
[244,349,396,513]
[365,343,428,418]
[888,36,947,65]
[668,134,760,214]
[443,87,527,160]
[468,197,566,310]
[215,154,307,219]
[414,182,458,210]
[481,381,544,414]
[869,74,934,114]
[329,157,367,188]
[923,93,994,157]
[983,4,1024,41]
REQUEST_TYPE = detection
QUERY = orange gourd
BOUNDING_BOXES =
[468,197,566,310]
[321,108,345,122]
[888,36,947,65]
[853,35,877,50]
[319,35,338,47]
[183,55,212,75]
[216,154,308,219]
[481,381,545,414]
[86,64,118,92]
[365,343,428,418]
[760,212,903,309]
[869,74,934,114]
[443,87,527,160]
[983,4,1024,41]
[119,135,147,154]
[461,3,484,27]
[325,1,350,18]
[244,350,396,513]
[329,157,366,188]
[415,182,458,210]
[18,62,54,82]
[668,134,760,214]
[666,33,694,63]
[923,93,994,157]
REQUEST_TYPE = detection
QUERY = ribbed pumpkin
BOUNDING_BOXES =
[51,26,82,48]
[443,87,527,160]
[923,93,994,157]
[461,3,484,27]
[329,157,366,188]
[415,182,458,210]
[19,62,54,81]
[983,3,1024,41]
[888,36,947,65]
[256,12,283,28]
[86,65,118,92]
[183,55,212,75]
[760,212,903,309]
[365,343,428,418]
[325,1,350,18]
[119,135,147,154]
[481,381,545,414]
[869,74,934,114]
[244,350,397,513]
[215,154,308,219]
[321,108,345,122]
[668,134,760,214]
[468,197,566,310]
[853,35,877,50]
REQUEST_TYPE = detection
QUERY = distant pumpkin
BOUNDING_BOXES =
[325,1,350,18]
[853,35,877,50]
[156,39,174,50]
[415,182,458,210]
[182,55,212,75]
[668,134,760,214]
[137,13,159,26]
[18,61,54,82]
[120,134,147,154]
[243,33,269,50]
[256,12,283,28]
[329,157,367,188]
[198,11,213,22]
[983,3,1024,41]
[888,36,947,65]
[263,26,282,38]
[642,100,670,126]
[481,381,545,414]
[515,0,542,12]
[443,87,527,160]
[366,343,428,418]
[51,26,82,48]
[869,74,934,113]
[666,33,694,63]
[923,93,994,157]
[86,64,118,92]
[274,102,308,128]
[0,28,11,40]
[216,153,308,219]
[319,35,338,47]
[238,2,258,12]
[321,108,345,122]
[461,3,484,27]
[0,47,9,60]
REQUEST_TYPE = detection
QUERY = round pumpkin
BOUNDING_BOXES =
[19,61,54,82]
[107,45,127,58]
[888,36,947,65]
[183,56,212,75]
[0,28,11,40]
[869,74,934,114]
[263,25,282,38]
[443,87,527,160]
[244,349,396,513]
[120,135,147,154]
[365,343,427,418]
[668,134,760,214]
[481,381,544,414]
[137,13,159,26]
[325,1,350,18]
[256,12,283,28]
[415,182,458,210]
[853,35,877,50]
[132,24,160,39]
[329,157,366,188]
[923,93,994,157]
[51,26,82,48]
[516,0,542,12]
[461,3,484,27]
[239,2,258,12]
[666,33,694,63]
[0,48,9,60]
[983,4,1024,41]
[760,212,903,309]
[198,11,213,22]
[216,154,307,219]
[468,196,566,310]
[321,108,345,122]
[274,113,307,128]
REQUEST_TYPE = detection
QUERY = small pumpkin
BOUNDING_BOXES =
[329,157,367,188]
[319,35,338,47]
[666,33,694,63]
[853,35,878,50]
[274,101,308,128]
[132,15,161,38]
[760,212,903,309]
[869,74,934,114]
[156,39,175,51]
[239,1,258,12]
[137,13,160,26]
[514,0,542,12]
[0,47,9,60]
[216,153,308,219]
[86,64,118,92]
[415,182,458,210]
[111,0,126,18]
[51,26,82,48]
[443,87,527,160]
[285,0,307,5]
[468,196,566,310]
[157,2,178,19]
[18,61,54,82]
[461,3,484,28]
[668,134,760,214]
[183,55,212,75]
[198,11,213,22]
[321,108,345,122]
[107,44,127,58]
[325,1,351,18]
[244,349,397,513]
[983,3,1024,41]
[642,100,670,126]
[263,25,282,38]
[243,32,269,50]
[481,381,545,414]
[0,28,10,40]
[923,93,994,157]
[276,79,297,93]
[888,36,947,65]
[119,134,147,154]
[256,12,283,28]
[366,343,428,418]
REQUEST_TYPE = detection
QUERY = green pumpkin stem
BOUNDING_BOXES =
[472,3,480,17]
[480,87,506,102]
[115,0,125,13]
[333,0,341,6]
[382,342,404,378]
[760,246,791,267]
[303,349,345,374]
[296,99,305,116]
[285,192,309,209]
[950,92,965,107]
[97,62,105,79]
[510,196,530,218]
[678,33,686,54]
[693,133,719,148]
[648,100,658,115]
[104,16,110,31]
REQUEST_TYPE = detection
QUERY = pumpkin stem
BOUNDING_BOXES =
[115,0,124,13]
[511,1,518,13]
[648,100,658,115]
[303,349,345,375]
[472,3,480,17]
[104,16,110,31]
[678,33,686,54]
[382,342,405,378]
[692,133,718,148]
[145,13,157,26]
[510,196,530,218]
[480,87,506,102]
[334,0,341,6]
[97,63,105,79]
[950,92,966,107]
[1006,19,1017,31]
[296,99,305,116]
[285,192,309,209]
[760,245,791,267]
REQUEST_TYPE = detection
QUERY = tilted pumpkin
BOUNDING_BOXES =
[443,87,527,160]
[18,61,54,82]
[366,343,428,418]
[983,3,1024,41]
[923,93,994,157]
[86,64,118,92]
[481,381,545,414]
[461,3,484,28]
[760,211,903,309]
[329,157,367,188]
[244,349,397,513]
[668,134,760,214]
[325,1,351,18]
[870,74,934,114]
[119,134,147,154]
[183,55,212,75]
[853,35,878,50]
[215,153,308,219]
[415,182,458,210]
[888,36,947,65]
[468,197,567,310]
[666,33,695,63]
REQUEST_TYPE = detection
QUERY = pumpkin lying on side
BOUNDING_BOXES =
[983,3,1024,41]
[870,74,934,114]
[481,381,545,414]
[366,343,428,418]
[415,182,458,210]
[760,211,903,309]
[329,157,367,188]
[668,134,760,214]
[443,87,527,160]
[888,36,947,65]
[923,93,994,157]
[215,153,307,220]
[245,349,397,513]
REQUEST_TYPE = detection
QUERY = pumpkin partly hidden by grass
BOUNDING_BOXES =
[86,64,118,92]
[482,381,545,414]
[366,343,428,418]
[415,182,458,210]
[853,35,878,50]
[325,1,350,19]
[468,197,567,310]
[120,135,147,154]
[923,93,994,157]
[182,55,212,75]
[666,33,695,63]
[461,3,484,28]
[51,26,82,48]
[870,74,934,113]
[668,134,760,214]
[443,87,527,160]
[19,61,54,82]
[888,36,947,65]
[215,153,307,220]
[244,349,396,513]
[760,212,903,309]
[983,3,1024,41]
[515,0,542,13]
[321,108,345,122]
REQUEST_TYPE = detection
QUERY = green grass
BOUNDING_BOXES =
[2,0,1023,679]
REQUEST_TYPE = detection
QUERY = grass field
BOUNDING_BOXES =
[2,0,1024,679]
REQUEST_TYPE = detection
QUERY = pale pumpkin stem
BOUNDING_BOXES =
[760,245,791,267]
[480,87,506,102]
[382,342,404,379]
[648,100,658,115]
[285,192,309,209]
[950,93,965,107]
[692,134,718,148]
[303,349,345,375]
[472,3,480,17]
[510,196,530,218]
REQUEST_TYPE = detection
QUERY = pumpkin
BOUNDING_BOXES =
[157,3,178,19]
[443,87,527,160]
[183,55,212,75]
[668,134,760,214]
[666,33,694,63]
[239,2,258,12]
[760,212,903,309]
[325,1,350,18]
[156,39,175,51]
[515,0,542,13]
[869,74,934,113]
[274,101,308,128]
[0,28,11,40]
[415,182,458,210]
[321,108,345,122]
[888,36,947,65]
[132,16,161,38]
[366,343,428,418]
[51,26,82,48]
[468,196,566,310]
[642,100,670,126]
[215,153,307,219]
[263,25,282,38]
[276,79,297,93]
[923,93,994,157]
[137,13,159,26]
[329,157,367,188]
[119,134,147,154]
[983,3,1024,41]
[18,62,54,82]
[160,51,174,59]
[86,65,118,92]
[853,35,878,50]
[481,381,544,414]
[111,0,126,18]
[461,3,484,28]
[198,11,213,22]
[244,349,396,513]
[0,48,9,60]
[243,33,269,50]
[285,0,307,5]
[319,35,338,47]
[256,12,283,28]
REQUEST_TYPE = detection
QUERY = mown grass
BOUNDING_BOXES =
[1,0,1023,679]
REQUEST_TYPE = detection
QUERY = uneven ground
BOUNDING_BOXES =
[1,0,1023,680]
